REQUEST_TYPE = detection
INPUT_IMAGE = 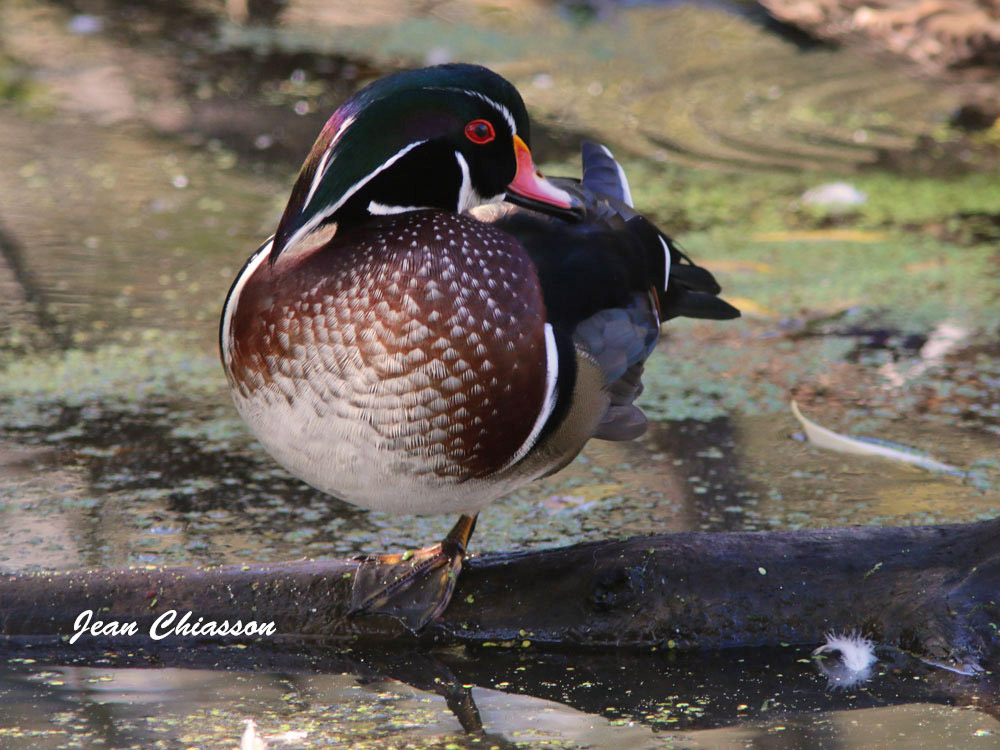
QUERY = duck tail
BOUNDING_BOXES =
[657,231,741,322]
[626,213,740,322]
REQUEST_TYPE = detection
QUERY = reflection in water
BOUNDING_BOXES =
[0,445,89,570]
[0,109,275,348]
[0,644,997,749]
[0,221,70,352]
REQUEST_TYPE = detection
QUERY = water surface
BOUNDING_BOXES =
[1,0,998,747]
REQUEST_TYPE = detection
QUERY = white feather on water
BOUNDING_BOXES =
[790,400,962,475]
[813,631,877,688]
[814,632,876,672]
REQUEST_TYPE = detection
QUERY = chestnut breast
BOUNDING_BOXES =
[226,210,549,481]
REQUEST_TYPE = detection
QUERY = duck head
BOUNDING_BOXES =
[269,64,581,262]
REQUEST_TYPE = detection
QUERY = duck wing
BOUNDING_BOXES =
[474,143,739,445]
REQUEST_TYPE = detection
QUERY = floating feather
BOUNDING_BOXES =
[813,631,877,688]
[790,401,962,476]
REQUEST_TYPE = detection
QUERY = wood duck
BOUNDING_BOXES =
[220,64,739,629]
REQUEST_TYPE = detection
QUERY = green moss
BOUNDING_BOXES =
[0,331,222,405]
[680,228,1000,330]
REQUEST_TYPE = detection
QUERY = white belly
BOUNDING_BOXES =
[233,382,524,516]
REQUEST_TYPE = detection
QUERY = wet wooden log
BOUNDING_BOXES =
[1,518,998,668]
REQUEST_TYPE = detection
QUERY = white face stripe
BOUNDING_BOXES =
[658,235,672,292]
[462,90,517,134]
[281,138,429,255]
[423,86,517,135]
[453,152,505,213]
[220,237,273,370]
[500,323,559,472]
[302,114,356,212]
[303,146,334,212]
[596,143,634,208]
[454,151,476,213]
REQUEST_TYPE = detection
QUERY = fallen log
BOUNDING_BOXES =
[2,519,999,669]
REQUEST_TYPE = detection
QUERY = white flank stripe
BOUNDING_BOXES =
[500,323,559,471]
[368,201,432,215]
[303,114,356,212]
[597,143,633,207]
[658,235,672,292]
[220,237,273,369]
[281,139,428,255]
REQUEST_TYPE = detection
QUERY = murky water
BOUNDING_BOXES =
[1,0,999,747]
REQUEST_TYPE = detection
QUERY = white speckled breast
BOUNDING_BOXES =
[222,210,549,515]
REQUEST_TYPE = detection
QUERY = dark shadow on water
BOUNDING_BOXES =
[648,417,758,532]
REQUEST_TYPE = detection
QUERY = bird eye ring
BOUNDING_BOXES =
[464,119,495,145]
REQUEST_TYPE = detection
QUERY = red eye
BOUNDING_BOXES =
[465,119,495,145]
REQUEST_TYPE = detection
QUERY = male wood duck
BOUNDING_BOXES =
[221,64,739,629]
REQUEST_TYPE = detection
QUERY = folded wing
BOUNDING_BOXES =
[475,142,739,449]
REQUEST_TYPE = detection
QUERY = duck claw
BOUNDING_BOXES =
[347,514,476,631]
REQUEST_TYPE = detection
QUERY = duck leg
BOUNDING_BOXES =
[348,514,478,630]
